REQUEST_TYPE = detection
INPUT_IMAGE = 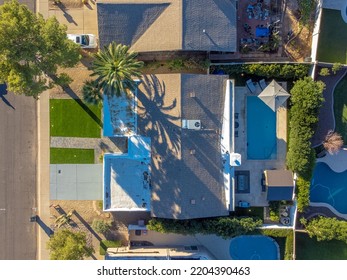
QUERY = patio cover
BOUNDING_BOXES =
[258,80,290,111]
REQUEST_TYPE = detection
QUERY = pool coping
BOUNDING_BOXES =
[309,202,347,220]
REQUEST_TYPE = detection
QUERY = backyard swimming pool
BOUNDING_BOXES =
[247,96,277,159]
[229,235,279,260]
[310,162,347,214]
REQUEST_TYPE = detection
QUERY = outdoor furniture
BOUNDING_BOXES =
[259,79,267,90]
[246,79,257,94]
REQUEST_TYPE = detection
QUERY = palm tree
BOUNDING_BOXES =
[323,130,344,155]
[91,42,144,97]
[82,80,103,105]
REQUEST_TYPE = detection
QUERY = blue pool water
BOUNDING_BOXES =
[310,162,347,214]
[103,95,113,136]
[247,96,277,159]
[229,235,279,260]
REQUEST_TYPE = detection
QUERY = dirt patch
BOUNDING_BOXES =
[282,0,314,61]
[49,200,129,260]
[49,0,84,10]
[50,50,95,99]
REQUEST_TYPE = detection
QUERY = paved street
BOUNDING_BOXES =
[0,88,37,260]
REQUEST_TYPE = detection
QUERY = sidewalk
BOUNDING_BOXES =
[35,0,99,259]
[37,91,51,260]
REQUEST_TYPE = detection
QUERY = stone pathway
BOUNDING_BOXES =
[51,136,127,163]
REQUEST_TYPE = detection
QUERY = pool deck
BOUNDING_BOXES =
[316,148,347,173]
[233,85,287,207]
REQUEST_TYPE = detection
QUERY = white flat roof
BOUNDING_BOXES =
[103,136,151,211]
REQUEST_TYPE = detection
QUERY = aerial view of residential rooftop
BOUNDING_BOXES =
[1,0,347,263]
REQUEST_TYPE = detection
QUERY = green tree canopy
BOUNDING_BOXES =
[46,229,94,260]
[0,0,81,98]
[91,42,144,97]
[287,77,325,177]
[302,216,347,243]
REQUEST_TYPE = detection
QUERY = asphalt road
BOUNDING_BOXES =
[0,88,37,260]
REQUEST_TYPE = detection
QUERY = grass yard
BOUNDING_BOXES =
[50,99,102,138]
[333,73,347,142]
[317,9,347,64]
[50,148,95,164]
[100,240,122,256]
[296,232,347,260]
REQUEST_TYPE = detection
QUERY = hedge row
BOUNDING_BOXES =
[147,217,262,239]
[286,77,325,211]
[211,63,311,80]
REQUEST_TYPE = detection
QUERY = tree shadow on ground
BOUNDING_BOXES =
[73,211,102,241]
[63,85,103,127]
[0,84,15,110]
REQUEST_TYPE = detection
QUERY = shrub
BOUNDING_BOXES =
[92,219,112,234]
[260,229,292,238]
[168,59,185,70]
[332,62,343,74]
[296,177,311,212]
[100,240,122,255]
[319,68,330,76]
[284,232,294,260]
[212,63,310,80]
[147,217,262,239]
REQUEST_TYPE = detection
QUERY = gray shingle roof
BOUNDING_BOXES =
[183,0,237,52]
[97,0,237,52]
[97,3,169,49]
[137,74,229,219]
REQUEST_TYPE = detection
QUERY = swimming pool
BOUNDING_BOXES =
[229,235,279,260]
[247,96,277,159]
[310,162,347,214]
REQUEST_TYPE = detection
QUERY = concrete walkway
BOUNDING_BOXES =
[51,136,127,163]
[37,91,51,260]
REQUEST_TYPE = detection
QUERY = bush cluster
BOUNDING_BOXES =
[147,217,262,239]
[286,77,325,210]
[212,63,310,80]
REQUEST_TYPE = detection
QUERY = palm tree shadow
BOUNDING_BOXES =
[137,74,181,155]
[0,84,15,110]
[63,85,103,127]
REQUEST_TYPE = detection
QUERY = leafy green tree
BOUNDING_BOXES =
[0,0,80,98]
[302,216,347,243]
[47,229,94,260]
[91,42,143,97]
[82,80,103,105]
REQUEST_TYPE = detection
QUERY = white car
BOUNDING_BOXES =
[67,34,97,48]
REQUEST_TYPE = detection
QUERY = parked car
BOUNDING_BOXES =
[67,34,97,48]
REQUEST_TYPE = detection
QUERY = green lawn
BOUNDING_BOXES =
[100,240,122,256]
[334,73,347,142]
[50,148,95,164]
[317,9,347,63]
[296,233,347,260]
[50,99,102,138]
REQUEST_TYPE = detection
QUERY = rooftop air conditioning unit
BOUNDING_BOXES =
[182,120,201,130]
